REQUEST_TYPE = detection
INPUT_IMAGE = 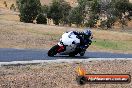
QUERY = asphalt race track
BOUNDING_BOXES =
[0,48,132,62]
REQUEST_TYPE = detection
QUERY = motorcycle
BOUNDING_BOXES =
[48,31,92,57]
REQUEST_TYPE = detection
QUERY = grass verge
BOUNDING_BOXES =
[92,39,132,51]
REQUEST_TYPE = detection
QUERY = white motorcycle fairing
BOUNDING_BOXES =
[58,31,80,55]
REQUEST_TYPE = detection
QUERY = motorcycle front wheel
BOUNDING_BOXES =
[79,51,85,56]
[48,45,59,57]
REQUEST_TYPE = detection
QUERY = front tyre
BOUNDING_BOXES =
[48,45,59,57]
[79,51,85,56]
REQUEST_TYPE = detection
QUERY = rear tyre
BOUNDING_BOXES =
[48,45,59,57]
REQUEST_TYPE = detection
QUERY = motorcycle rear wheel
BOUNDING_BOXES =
[48,45,59,57]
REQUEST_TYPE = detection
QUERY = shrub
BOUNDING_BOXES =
[47,0,71,25]
[85,20,96,28]
[85,14,99,28]
[68,7,83,27]
[16,0,41,23]
[36,13,47,24]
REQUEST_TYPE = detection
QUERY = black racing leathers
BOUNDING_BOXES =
[72,31,92,49]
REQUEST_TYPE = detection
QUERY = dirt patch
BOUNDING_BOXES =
[0,60,131,88]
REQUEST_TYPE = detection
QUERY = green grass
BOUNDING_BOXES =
[92,39,132,51]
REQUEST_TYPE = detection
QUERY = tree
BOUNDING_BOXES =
[59,1,71,25]
[93,0,132,29]
[47,0,62,25]
[115,0,132,15]
[85,14,99,27]
[91,0,101,14]
[36,13,47,24]
[16,0,41,23]
[77,0,93,10]
[68,7,83,27]
[41,5,49,15]
[77,0,93,22]
[113,0,132,29]
[47,0,71,25]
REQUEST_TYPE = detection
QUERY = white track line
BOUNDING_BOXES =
[0,58,131,66]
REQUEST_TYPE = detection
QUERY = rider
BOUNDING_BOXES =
[72,28,92,49]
